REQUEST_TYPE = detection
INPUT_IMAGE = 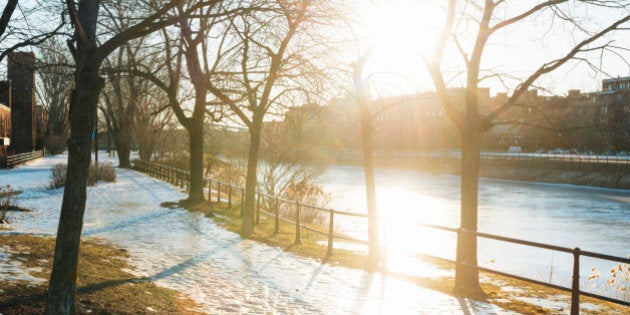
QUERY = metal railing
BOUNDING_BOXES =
[132,160,370,258]
[419,224,630,314]
[1,150,45,169]
[371,150,630,165]
[132,159,629,314]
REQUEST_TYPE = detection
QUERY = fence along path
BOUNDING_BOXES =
[132,159,630,314]
[132,160,369,257]
[1,150,45,169]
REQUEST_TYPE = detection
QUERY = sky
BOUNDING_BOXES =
[355,0,630,98]
[3,0,630,101]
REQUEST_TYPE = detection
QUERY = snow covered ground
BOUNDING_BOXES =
[1,154,519,314]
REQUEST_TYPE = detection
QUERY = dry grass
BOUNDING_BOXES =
[0,235,203,314]
[178,200,629,315]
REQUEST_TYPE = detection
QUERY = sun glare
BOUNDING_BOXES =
[360,1,444,92]
[377,189,454,263]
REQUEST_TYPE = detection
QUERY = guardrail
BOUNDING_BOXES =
[133,159,629,314]
[1,150,46,169]
[420,224,630,314]
[481,152,630,165]
[132,160,369,258]
[372,150,630,165]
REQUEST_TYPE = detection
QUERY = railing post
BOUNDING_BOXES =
[274,200,280,235]
[208,178,212,201]
[571,247,581,315]
[228,185,232,209]
[255,193,261,224]
[326,209,334,257]
[240,188,245,217]
[294,202,301,245]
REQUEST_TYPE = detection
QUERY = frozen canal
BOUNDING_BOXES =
[322,165,630,299]
[1,155,516,314]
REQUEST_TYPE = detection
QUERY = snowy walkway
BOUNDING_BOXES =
[0,154,517,314]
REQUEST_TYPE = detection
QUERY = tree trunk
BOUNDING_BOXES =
[454,125,482,295]
[242,120,262,237]
[187,118,205,202]
[358,96,379,269]
[113,132,131,168]
[116,145,131,168]
[138,136,154,161]
[45,64,103,314]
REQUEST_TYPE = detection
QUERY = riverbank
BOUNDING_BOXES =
[334,153,630,190]
[179,200,628,315]
[480,167,630,189]
[0,234,202,314]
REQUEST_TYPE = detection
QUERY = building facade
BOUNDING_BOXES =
[0,51,46,157]
[597,76,630,151]
[9,52,37,154]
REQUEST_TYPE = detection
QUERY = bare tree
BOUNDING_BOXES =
[351,48,382,269]
[424,0,630,294]
[208,0,339,236]
[100,38,150,167]
[0,0,18,40]
[45,1,197,312]
[0,1,66,64]
[133,0,238,202]
[258,122,330,234]
[36,38,73,154]
[135,83,174,161]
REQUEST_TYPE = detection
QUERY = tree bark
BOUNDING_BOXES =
[138,139,153,161]
[242,119,262,236]
[45,62,104,314]
[112,127,131,168]
[45,0,182,312]
[187,118,205,202]
[115,140,131,167]
[353,49,380,269]
[359,99,380,270]
[0,0,18,39]
[454,123,482,295]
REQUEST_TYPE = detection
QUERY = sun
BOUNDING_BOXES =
[359,0,444,92]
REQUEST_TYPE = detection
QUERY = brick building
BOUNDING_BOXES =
[597,76,630,151]
[0,80,11,155]
[0,52,46,156]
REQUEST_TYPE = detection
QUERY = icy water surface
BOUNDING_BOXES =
[1,155,515,314]
[321,166,630,298]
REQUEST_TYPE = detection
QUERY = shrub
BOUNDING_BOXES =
[89,162,116,185]
[0,184,17,224]
[50,162,116,189]
[99,162,117,182]
[257,161,331,228]
[50,163,67,189]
